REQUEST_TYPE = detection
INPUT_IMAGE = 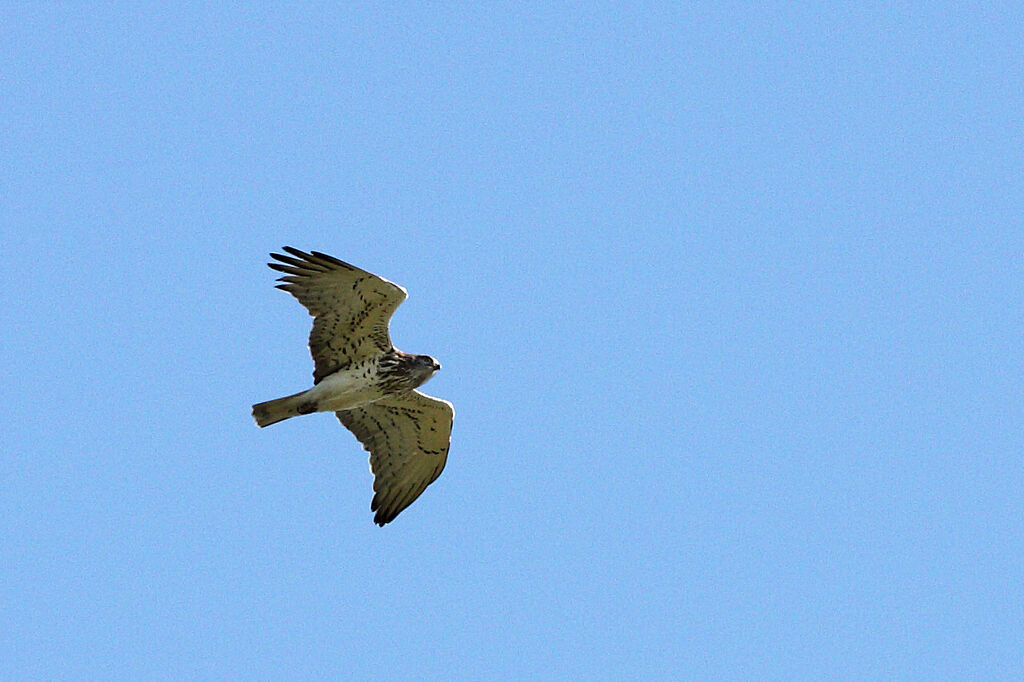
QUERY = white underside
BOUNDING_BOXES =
[302,365,388,412]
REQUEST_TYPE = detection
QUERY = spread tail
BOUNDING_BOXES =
[252,391,310,427]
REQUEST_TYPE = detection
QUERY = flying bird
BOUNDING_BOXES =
[252,247,454,526]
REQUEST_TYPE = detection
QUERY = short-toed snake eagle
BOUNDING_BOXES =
[252,247,453,526]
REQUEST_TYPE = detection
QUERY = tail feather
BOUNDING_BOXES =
[252,391,308,427]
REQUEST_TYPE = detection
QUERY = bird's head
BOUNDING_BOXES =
[380,351,442,393]
[406,354,441,389]
[414,354,442,381]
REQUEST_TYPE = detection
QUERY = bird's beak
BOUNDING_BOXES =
[434,361,442,371]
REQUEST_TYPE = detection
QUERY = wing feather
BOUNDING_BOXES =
[268,247,408,383]
[336,390,454,526]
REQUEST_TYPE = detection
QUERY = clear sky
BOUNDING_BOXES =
[2,3,1022,680]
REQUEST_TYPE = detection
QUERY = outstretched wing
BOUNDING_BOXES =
[336,390,454,526]
[269,247,407,383]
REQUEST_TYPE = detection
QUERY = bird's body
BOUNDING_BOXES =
[252,352,438,425]
[252,247,454,526]
[292,357,386,412]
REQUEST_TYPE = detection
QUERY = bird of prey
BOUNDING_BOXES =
[251,247,454,526]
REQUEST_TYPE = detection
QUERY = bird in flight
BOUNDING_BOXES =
[252,247,454,526]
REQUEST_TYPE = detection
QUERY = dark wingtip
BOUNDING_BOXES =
[269,246,309,264]
[271,247,303,260]
[270,247,353,273]
[371,499,392,526]
[269,251,321,272]
[310,250,348,267]
[281,245,309,258]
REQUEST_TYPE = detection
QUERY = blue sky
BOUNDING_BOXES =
[2,3,1022,679]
